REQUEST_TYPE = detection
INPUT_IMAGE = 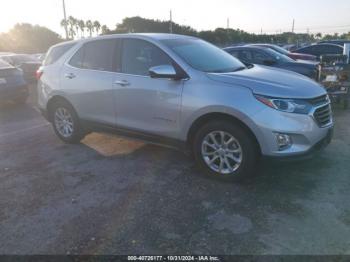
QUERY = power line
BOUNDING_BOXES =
[250,24,350,34]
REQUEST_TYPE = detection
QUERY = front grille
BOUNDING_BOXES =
[314,104,332,127]
[307,94,329,106]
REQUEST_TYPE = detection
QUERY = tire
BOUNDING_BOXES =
[50,100,85,144]
[193,120,259,181]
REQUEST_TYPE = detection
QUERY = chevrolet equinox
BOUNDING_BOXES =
[37,34,333,180]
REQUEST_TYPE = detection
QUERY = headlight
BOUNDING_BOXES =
[255,95,312,114]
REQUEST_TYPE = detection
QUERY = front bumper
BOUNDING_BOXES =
[264,127,333,161]
[251,106,333,157]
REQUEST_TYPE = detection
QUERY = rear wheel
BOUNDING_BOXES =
[50,101,85,143]
[193,120,259,181]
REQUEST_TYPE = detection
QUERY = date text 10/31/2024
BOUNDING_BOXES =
[127,255,220,261]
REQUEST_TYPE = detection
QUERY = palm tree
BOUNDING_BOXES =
[93,21,101,35]
[101,25,109,35]
[86,20,93,37]
[78,20,85,38]
[67,16,77,39]
[60,19,69,39]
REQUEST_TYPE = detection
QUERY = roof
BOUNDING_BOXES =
[50,33,197,50]
[93,33,196,41]
[224,45,265,50]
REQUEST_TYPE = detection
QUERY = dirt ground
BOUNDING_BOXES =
[0,86,349,255]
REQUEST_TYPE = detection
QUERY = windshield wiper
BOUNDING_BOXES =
[208,66,246,73]
[232,66,246,72]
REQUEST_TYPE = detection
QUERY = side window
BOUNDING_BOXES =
[238,50,253,62]
[252,51,270,64]
[326,45,342,54]
[43,43,75,66]
[301,46,314,54]
[82,40,116,71]
[69,47,84,68]
[228,50,240,58]
[313,46,324,56]
[69,39,120,72]
[122,39,172,76]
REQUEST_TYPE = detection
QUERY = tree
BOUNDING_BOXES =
[93,21,101,35]
[60,19,68,39]
[101,25,109,35]
[86,20,93,37]
[0,23,62,53]
[78,20,85,38]
[67,16,77,39]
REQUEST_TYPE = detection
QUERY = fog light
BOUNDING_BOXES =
[276,133,292,150]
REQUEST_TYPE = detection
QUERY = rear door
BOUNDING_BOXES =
[60,39,120,125]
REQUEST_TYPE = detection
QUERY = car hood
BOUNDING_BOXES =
[207,65,326,99]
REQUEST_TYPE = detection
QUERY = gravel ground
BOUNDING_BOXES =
[0,86,349,255]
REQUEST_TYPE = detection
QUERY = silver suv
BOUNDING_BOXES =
[37,34,333,180]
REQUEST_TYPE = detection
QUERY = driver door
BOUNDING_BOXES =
[113,38,184,138]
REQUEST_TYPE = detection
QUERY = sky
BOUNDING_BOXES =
[1,0,350,36]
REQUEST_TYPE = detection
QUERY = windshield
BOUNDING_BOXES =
[161,38,245,73]
[269,45,290,55]
[264,48,295,63]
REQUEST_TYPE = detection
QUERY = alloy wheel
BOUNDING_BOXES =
[201,131,243,174]
[54,107,74,138]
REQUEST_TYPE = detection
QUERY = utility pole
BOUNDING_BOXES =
[227,18,230,29]
[169,10,173,34]
[261,28,263,35]
[292,18,295,33]
[62,0,68,39]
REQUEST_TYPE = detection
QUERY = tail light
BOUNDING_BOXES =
[36,69,43,80]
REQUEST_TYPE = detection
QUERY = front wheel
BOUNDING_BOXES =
[51,101,85,144]
[193,121,259,181]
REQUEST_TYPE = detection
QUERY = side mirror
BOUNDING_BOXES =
[263,59,276,66]
[149,65,178,79]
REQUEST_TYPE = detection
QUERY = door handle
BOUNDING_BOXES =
[65,73,76,79]
[114,80,130,86]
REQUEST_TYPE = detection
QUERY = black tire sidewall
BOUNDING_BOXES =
[193,121,259,181]
[51,101,84,144]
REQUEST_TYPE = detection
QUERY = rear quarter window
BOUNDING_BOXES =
[43,43,75,66]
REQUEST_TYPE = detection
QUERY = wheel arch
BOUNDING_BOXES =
[186,112,262,154]
[46,95,77,122]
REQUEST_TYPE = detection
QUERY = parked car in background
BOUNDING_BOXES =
[0,54,41,83]
[294,44,344,60]
[318,40,350,46]
[0,59,28,104]
[248,44,317,61]
[31,53,45,62]
[37,34,333,181]
[224,46,319,79]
